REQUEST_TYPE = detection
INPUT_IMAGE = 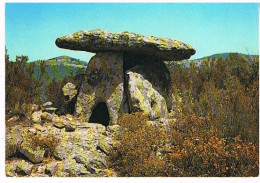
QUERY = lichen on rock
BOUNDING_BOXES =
[75,52,124,126]
[126,63,171,121]
[56,29,196,61]
[19,138,45,163]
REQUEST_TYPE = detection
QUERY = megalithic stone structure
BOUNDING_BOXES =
[56,29,195,126]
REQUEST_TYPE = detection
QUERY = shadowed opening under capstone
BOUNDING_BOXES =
[89,102,110,127]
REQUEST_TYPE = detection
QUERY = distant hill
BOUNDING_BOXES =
[28,56,87,84]
[170,53,259,68]
[41,55,88,67]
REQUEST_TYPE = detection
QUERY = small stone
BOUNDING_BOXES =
[32,111,42,123]
[28,128,37,135]
[44,107,57,114]
[31,104,39,112]
[89,157,107,169]
[97,140,110,155]
[37,165,46,174]
[45,161,58,176]
[126,64,171,122]
[43,101,53,108]
[32,123,45,131]
[41,112,55,121]
[5,160,17,176]
[65,123,76,132]
[62,82,77,101]
[16,160,33,175]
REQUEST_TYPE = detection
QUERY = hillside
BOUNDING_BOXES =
[29,56,87,83]
[169,53,258,68]
[44,55,88,67]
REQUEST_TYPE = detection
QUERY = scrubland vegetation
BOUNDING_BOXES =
[5,48,85,120]
[5,48,259,177]
[108,54,259,177]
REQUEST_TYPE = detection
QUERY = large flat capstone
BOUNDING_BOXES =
[55,29,195,61]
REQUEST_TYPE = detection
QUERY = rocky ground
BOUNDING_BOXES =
[5,103,121,177]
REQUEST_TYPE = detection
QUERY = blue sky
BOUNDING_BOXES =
[5,3,259,62]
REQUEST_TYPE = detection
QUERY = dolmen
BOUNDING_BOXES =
[55,29,195,126]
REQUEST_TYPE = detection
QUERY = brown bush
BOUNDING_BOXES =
[108,54,259,177]
[27,133,59,158]
[108,112,168,176]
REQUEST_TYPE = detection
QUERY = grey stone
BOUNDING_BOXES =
[55,29,195,61]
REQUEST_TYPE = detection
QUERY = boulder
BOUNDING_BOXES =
[56,29,195,61]
[126,62,173,121]
[19,138,45,163]
[62,82,77,101]
[6,159,33,176]
[52,115,76,131]
[61,82,78,114]
[75,52,124,125]
[5,125,24,157]
[45,159,90,177]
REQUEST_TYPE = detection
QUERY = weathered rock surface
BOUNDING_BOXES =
[19,138,45,163]
[5,125,24,157]
[6,112,121,177]
[42,101,53,108]
[6,159,33,177]
[62,82,77,100]
[126,62,172,121]
[56,29,195,61]
[75,52,124,125]
[31,111,42,123]
[60,82,78,114]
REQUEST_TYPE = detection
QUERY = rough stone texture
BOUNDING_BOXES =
[60,82,78,114]
[126,62,173,121]
[75,52,124,125]
[5,125,24,157]
[41,111,56,121]
[62,82,77,100]
[6,116,120,177]
[19,138,45,163]
[56,29,195,61]
[6,159,33,177]
[31,111,42,123]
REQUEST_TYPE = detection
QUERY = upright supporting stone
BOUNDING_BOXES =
[75,52,124,125]
[126,60,172,121]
